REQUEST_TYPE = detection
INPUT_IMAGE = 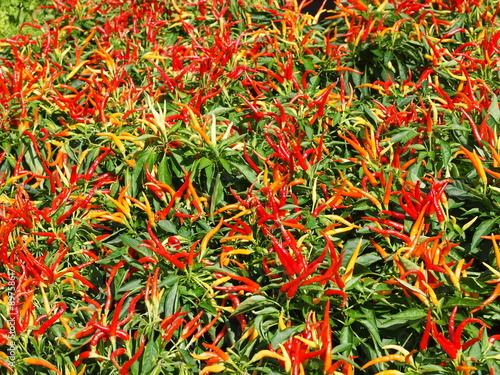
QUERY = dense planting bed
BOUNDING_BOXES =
[1,0,500,374]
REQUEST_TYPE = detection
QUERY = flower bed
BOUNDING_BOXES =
[1,0,500,374]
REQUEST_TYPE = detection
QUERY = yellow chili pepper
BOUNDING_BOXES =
[141,192,156,227]
[57,337,73,349]
[349,186,382,210]
[252,350,286,362]
[294,335,319,349]
[66,60,88,80]
[325,226,355,236]
[238,325,259,343]
[361,354,406,370]
[421,280,439,306]
[96,132,126,153]
[442,262,460,289]
[323,215,360,228]
[105,195,130,219]
[199,364,226,375]
[220,235,254,243]
[228,208,252,220]
[343,238,363,283]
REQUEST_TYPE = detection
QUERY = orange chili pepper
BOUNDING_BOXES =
[361,160,378,187]
[491,235,500,269]
[288,178,306,187]
[383,170,393,208]
[401,157,418,171]
[24,358,62,375]
[459,146,487,183]
[202,343,230,361]
[371,238,389,259]
[470,283,500,314]
[174,102,212,144]
[194,310,222,340]
[200,217,224,259]
[361,354,406,370]
[337,131,369,158]
[212,204,246,215]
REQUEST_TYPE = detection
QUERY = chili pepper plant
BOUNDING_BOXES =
[1,0,500,374]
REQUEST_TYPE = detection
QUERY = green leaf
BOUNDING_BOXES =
[399,257,420,272]
[95,248,127,264]
[130,148,155,197]
[332,343,352,354]
[389,127,419,144]
[158,220,177,234]
[444,297,483,308]
[141,338,159,373]
[488,94,500,123]
[389,309,428,320]
[461,277,487,294]
[117,278,144,294]
[471,218,497,250]
[231,295,273,316]
[230,160,257,182]
[120,235,152,257]
[271,325,304,350]
[219,157,232,174]
[163,282,179,316]
[439,138,452,168]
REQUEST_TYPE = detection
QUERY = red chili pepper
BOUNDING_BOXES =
[323,289,348,307]
[163,316,186,341]
[308,83,336,118]
[264,228,302,275]
[431,322,459,359]
[110,348,126,370]
[449,305,458,339]
[194,310,222,340]
[118,334,146,375]
[461,324,488,351]
[56,180,108,225]
[367,226,411,244]
[73,351,100,367]
[362,217,404,231]
[420,309,432,350]
[460,107,483,145]
[262,256,280,279]
[225,294,247,332]
[109,292,131,339]
[281,244,328,298]
[453,318,489,349]
[90,330,108,347]
[398,195,419,220]
[214,273,260,293]
[72,324,97,340]
[180,311,204,340]
[380,210,405,220]
[160,308,188,330]
[145,222,185,269]
[84,147,114,181]
[243,142,261,174]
